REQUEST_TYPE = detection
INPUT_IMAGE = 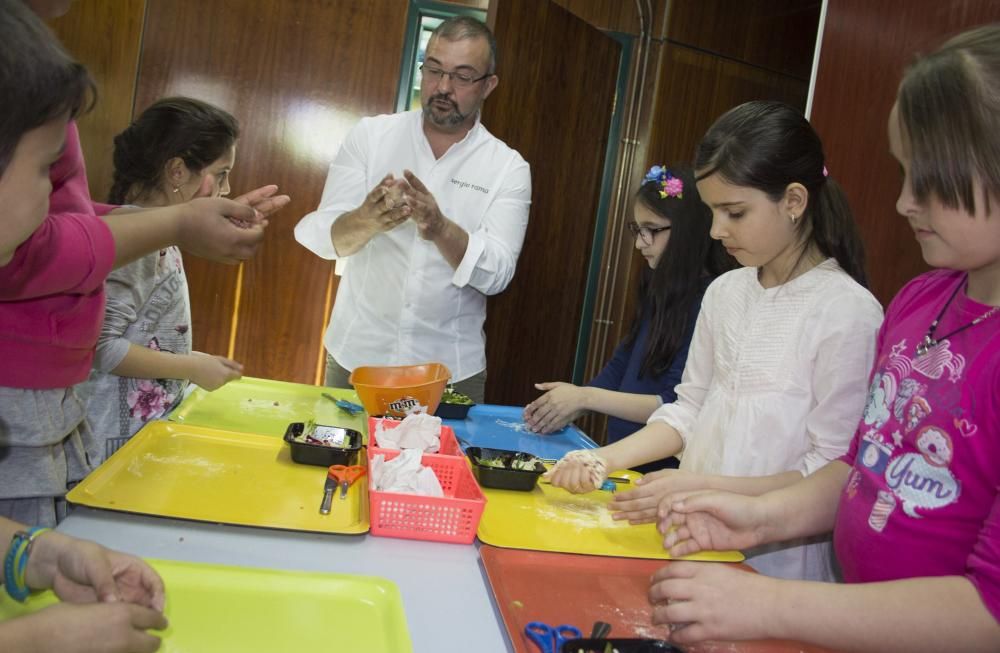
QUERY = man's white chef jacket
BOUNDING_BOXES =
[294,110,531,381]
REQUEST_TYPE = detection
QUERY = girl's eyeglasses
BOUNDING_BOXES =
[626,222,671,245]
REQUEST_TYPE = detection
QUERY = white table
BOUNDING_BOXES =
[59,507,511,653]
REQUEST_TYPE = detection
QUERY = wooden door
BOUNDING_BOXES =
[481,0,621,406]
[810,0,1000,306]
[133,0,408,383]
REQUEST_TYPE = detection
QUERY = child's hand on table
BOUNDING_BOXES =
[649,560,771,645]
[523,382,586,434]
[185,352,243,391]
[24,530,165,611]
[609,468,705,524]
[13,601,167,653]
[657,490,766,557]
[544,449,608,494]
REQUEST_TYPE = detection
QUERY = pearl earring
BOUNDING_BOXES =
[172,186,181,193]
[790,214,798,224]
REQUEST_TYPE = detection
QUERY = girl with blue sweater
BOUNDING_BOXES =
[523,166,734,472]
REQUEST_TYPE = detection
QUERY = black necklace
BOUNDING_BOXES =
[916,277,1000,356]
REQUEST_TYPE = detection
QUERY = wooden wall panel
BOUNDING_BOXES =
[667,0,820,80]
[646,44,809,173]
[482,0,621,406]
[551,0,669,36]
[810,0,1000,307]
[135,0,408,383]
[48,0,146,202]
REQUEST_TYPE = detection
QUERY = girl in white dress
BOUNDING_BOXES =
[547,101,884,581]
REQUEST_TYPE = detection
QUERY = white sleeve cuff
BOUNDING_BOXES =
[294,208,347,261]
[451,231,486,288]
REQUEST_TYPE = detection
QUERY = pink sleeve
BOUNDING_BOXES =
[0,212,114,300]
[967,356,1000,623]
[969,492,1000,623]
[0,121,116,300]
[92,201,118,216]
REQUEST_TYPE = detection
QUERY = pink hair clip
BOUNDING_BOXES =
[643,165,684,199]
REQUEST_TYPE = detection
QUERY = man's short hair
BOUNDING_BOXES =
[431,15,497,74]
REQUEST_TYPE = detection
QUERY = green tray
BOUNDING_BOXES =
[168,376,367,441]
[0,558,412,652]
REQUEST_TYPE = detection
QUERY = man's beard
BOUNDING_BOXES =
[423,94,469,127]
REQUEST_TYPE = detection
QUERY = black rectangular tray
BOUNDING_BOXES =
[466,445,546,491]
[283,422,362,467]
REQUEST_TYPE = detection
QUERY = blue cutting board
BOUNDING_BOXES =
[441,404,597,460]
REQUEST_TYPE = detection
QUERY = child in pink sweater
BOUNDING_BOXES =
[0,2,166,649]
[0,2,286,528]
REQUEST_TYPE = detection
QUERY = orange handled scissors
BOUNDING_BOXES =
[328,465,366,500]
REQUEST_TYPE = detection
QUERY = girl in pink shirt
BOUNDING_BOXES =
[0,7,282,529]
[651,24,1000,652]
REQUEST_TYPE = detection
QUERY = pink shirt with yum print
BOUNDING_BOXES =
[835,270,1000,622]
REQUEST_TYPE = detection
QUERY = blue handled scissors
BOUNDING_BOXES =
[524,621,583,653]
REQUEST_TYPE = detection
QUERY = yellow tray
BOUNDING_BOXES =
[476,470,743,561]
[68,422,369,534]
[169,376,368,441]
[0,558,412,652]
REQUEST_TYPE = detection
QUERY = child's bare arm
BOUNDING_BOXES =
[650,563,1000,652]
[103,198,263,268]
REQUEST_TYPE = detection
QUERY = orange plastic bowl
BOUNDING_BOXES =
[349,363,451,417]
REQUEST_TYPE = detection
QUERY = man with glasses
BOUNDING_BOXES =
[295,16,530,403]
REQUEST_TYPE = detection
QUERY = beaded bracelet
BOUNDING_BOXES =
[3,527,51,602]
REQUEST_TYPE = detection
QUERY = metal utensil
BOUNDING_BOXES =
[319,474,337,515]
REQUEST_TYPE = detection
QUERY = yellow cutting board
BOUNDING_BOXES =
[169,376,368,440]
[68,422,369,534]
[476,471,743,561]
[0,559,412,652]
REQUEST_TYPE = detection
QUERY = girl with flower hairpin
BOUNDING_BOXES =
[546,100,884,583]
[523,165,734,473]
[648,25,1000,651]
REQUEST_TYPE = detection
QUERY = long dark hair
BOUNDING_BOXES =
[108,97,239,204]
[624,166,735,378]
[0,0,95,175]
[695,100,868,286]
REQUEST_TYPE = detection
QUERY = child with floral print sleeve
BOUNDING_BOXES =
[85,98,247,463]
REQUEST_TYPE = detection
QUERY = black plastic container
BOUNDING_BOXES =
[283,422,362,467]
[434,401,474,420]
[561,639,684,653]
[466,446,546,491]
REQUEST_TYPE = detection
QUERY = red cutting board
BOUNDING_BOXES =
[480,545,839,653]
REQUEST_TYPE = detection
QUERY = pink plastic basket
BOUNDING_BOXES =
[367,417,462,458]
[367,449,486,544]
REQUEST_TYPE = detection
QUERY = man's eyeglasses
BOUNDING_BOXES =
[420,64,492,88]
[626,222,671,245]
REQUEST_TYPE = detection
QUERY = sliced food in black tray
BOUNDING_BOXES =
[465,446,546,491]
